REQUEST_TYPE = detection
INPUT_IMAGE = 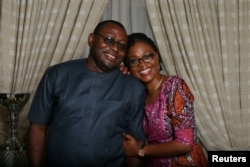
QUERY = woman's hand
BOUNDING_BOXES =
[119,63,131,75]
[123,133,142,156]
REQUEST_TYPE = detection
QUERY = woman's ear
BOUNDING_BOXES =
[155,52,160,60]
[88,33,95,47]
[155,52,162,71]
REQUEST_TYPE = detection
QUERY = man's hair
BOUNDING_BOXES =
[93,20,126,34]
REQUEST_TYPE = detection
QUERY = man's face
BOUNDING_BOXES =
[87,22,127,73]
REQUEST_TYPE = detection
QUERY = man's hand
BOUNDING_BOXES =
[119,63,131,75]
[123,133,144,156]
[124,133,145,167]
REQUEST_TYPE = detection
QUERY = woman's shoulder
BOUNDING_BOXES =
[165,75,184,84]
[161,75,187,94]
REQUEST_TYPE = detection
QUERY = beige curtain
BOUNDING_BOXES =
[101,0,154,37]
[81,0,155,58]
[1,0,249,151]
[0,0,109,143]
[145,0,250,150]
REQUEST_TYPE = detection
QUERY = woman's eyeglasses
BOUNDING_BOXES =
[127,53,155,67]
[94,33,127,52]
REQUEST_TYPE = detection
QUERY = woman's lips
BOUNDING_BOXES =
[139,68,151,75]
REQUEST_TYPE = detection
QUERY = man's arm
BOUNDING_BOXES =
[125,157,145,167]
[124,133,145,167]
[27,123,48,167]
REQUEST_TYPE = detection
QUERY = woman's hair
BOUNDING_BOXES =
[125,33,162,65]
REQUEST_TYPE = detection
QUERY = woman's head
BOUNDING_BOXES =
[125,33,162,84]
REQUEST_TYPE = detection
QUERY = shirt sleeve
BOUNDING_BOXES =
[171,78,196,145]
[125,81,146,142]
[28,68,55,125]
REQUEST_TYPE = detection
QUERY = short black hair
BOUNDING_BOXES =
[93,20,126,34]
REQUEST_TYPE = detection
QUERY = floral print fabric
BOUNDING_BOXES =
[143,76,197,167]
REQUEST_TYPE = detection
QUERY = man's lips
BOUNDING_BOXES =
[106,53,116,61]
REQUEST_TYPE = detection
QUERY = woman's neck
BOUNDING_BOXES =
[146,74,164,97]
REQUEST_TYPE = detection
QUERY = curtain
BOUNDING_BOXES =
[1,0,249,152]
[0,0,109,143]
[144,0,250,150]
[80,0,156,58]
[101,0,154,36]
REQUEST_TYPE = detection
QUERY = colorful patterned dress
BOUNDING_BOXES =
[143,76,207,167]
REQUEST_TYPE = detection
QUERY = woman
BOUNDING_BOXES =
[122,33,207,167]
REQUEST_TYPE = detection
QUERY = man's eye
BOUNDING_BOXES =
[104,37,115,44]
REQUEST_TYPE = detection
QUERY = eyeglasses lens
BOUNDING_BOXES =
[95,33,127,51]
[128,53,154,67]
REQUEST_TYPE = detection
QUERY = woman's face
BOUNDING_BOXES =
[126,41,160,84]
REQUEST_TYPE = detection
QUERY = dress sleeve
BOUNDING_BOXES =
[170,78,196,145]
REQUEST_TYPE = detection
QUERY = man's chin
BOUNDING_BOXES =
[104,60,121,70]
[96,63,116,73]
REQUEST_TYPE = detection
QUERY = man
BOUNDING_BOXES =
[27,20,146,167]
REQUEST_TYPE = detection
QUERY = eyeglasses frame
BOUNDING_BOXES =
[126,52,156,67]
[94,33,127,52]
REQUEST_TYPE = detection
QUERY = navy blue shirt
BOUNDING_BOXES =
[28,59,146,167]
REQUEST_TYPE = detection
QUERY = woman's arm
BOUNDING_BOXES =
[124,133,192,157]
[143,141,192,157]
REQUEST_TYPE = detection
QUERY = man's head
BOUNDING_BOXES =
[86,20,128,73]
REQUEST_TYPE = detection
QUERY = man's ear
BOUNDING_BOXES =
[88,33,95,47]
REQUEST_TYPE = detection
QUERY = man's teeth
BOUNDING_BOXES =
[107,54,115,60]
